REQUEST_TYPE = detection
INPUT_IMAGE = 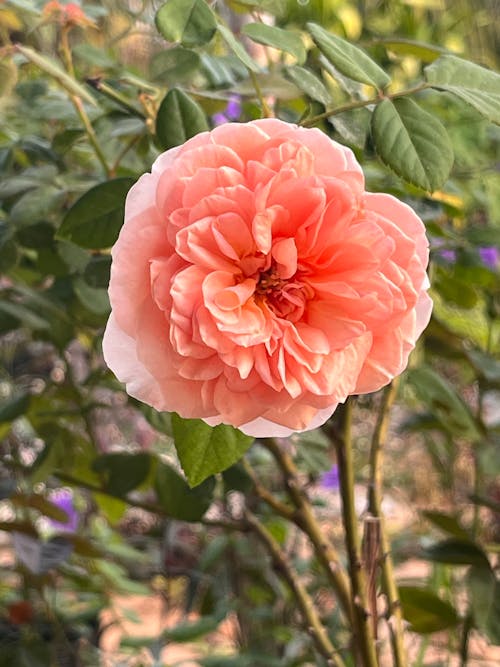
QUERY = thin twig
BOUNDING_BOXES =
[248,69,274,118]
[367,381,406,667]
[245,509,346,667]
[300,82,430,128]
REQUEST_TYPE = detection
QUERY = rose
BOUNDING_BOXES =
[103,119,432,437]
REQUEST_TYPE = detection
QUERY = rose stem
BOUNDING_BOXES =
[334,398,379,667]
[59,25,112,177]
[260,439,353,625]
[367,380,407,667]
[244,509,347,667]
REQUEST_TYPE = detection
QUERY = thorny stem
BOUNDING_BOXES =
[300,82,430,128]
[261,439,353,624]
[242,458,296,520]
[335,398,379,667]
[59,27,111,177]
[367,381,407,667]
[245,509,346,667]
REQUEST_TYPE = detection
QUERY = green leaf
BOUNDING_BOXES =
[156,88,208,151]
[407,366,480,440]
[0,301,50,331]
[73,277,110,316]
[92,453,151,497]
[0,393,30,422]
[371,98,453,191]
[468,565,500,644]
[285,65,331,105]
[151,46,201,83]
[243,23,306,64]
[155,461,215,521]
[15,44,97,106]
[425,55,500,124]
[423,538,490,568]
[162,613,223,642]
[421,511,470,540]
[57,178,135,249]
[307,22,390,89]
[171,414,254,487]
[466,349,500,385]
[399,586,459,633]
[10,185,65,226]
[377,38,447,63]
[83,255,111,288]
[217,24,260,73]
[155,0,216,47]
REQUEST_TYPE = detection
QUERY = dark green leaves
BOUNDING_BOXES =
[93,453,151,497]
[155,0,216,47]
[57,178,135,249]
[372,98,453,191]
[243,23,306,64]
[399,586,459,633]
[156,88,208,151]
[155,461,215,521]
[423,538,490,568]
[425,55,500,124]
[171,414,254,487]
[307,22,390,89]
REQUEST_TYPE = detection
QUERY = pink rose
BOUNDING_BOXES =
[103,120,432,437]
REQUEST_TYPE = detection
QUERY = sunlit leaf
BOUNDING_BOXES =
[307,22,390,89]
[243,23,306,64]
[425,55,500,124]
[171,414,254,487]
[155,0,216,47]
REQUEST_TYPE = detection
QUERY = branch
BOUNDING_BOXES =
[261,439,353,624]
[245,509,346,667]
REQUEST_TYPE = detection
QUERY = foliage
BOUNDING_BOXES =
[0,0,499,665]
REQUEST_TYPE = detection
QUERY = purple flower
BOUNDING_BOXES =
[48,489,78,533]
[320,464,339,491]
[438,249,457,263]
[211,95,242,126]
[479,247,499,270]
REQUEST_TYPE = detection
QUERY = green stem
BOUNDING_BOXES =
[245,509,346,667]
[261,439,353,624]
[59,27,111,177]
[367,381,407,667]
[335,398,379,667]
[300,82,431,128]
[86,78,146,119]
[249,69,273,118]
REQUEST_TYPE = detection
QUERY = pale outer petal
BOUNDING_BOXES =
[102,313,164,410]
[203,404,339,438]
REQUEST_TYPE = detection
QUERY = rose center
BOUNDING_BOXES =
[255,266,312,322]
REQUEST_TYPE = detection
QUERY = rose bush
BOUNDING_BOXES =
[103,119,432,437]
